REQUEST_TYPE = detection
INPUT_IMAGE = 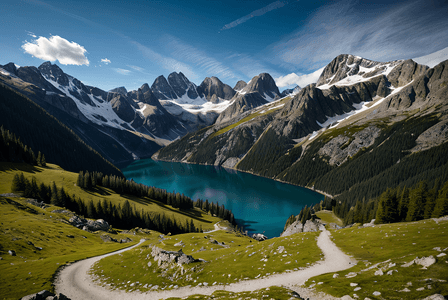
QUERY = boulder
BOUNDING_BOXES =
[252,233,268,241]
[8,250,16,256]
[151,246,197,266]
[20,290,71,300]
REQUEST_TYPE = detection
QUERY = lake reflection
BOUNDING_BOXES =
[122,159,323,237]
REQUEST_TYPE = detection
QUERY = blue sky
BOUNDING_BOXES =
[1,0,448,91]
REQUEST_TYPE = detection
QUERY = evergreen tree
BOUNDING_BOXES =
[406,181,428,222]
[11,173,22,192]
[432,181,448,218]
[375,189,399,224]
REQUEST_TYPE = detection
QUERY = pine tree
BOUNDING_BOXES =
[406,181,428,222]
[11,173,22,192]
[432,181,448,218]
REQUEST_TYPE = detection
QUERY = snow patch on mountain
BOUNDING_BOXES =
[44,76,133,130]
[413,46,448,68]
[318,62,398,90]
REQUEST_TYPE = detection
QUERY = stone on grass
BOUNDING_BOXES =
[350,283,358,287]
[399,288,411,292]
[415,256,436,269]
[333,273,339,278]
[374,269,383,276]
[8,250,16,256]
[421,295,446,300]
[372,291,381,296]
[437,253,446,257]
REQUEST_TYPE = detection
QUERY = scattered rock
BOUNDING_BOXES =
[374,269,383,276]
[437,253,446,257]
[354,287,361,291]
[350,283,358,287]
[399,288,411,292]
[8,250,16,256]
[66,235,74,238]
[345,272,357,278]
[252,233,268,241]
[417,287,425,291]
[174,240,185,247]
[151,246,199,266]
[421,295,446,300]
[372,291,381,296]
[333,273,339,278]
[277,246,285,254]
[100,235,118,243]
[25,199,47,209]
[415,256,436,269]
[69,215,110,232]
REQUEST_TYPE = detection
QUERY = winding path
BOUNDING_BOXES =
[55,227,355,299]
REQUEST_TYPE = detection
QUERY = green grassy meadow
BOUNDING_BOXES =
[306,217,448,299]
[91,229,321,292]
[0,162,222,232]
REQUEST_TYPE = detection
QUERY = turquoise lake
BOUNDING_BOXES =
[122,159,324,237]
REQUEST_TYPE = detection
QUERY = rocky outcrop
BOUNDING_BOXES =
[386,59,429,88]
[109,86,127,95]
[69,215,110,232]
[20,290,71,300]
[280,85,301,97]
[109,94,136,123]
[240,73,280,100]
[216,92,268,124]
[318,126,382,166]
[234,80,247,91]
[168,72,202,100]
[281,219,320,237]
[316,54,394,86]
[197,76,235,101]
[151,246,198,266]
[1,62,18,76]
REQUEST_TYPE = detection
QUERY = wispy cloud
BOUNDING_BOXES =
[127,65,144,72]
[131,40,198,80]
[26,30,37,38]
[160,35,237,80]
[114,68,131,75]
[272,0,448,71]
[221,0,289,31]
[227,53,274,80]
[101,58,111,64]
[22,35,89,65]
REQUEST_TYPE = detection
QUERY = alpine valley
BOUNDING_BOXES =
[1,46,448,300]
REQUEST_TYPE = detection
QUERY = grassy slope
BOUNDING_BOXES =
[92,230,321,292]
[306,218,448,299]
[0,162,222,232]
[211,97,291,138]
[315,210,344,227]
[0,196,141,299]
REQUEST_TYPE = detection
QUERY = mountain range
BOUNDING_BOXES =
[0,61,282,166]
[1,49,448,209]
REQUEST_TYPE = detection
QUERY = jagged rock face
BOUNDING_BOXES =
[280,85,302,97]
[167,72,202,99]
[128,83,160,106]
[240,73,280,99]
[109,86,128,95]
[38,61,69,86]
[316,54,401,87]
[16,66,61,93]
[234,80,247,91]
[151,75,178,100]
[86,86,108,102]
[216,92,268,124]
[110,94,136,123]
[318,126,382,166]
[1,62,18,76]
[380,60,448,112]
[387,59,429,87]
[197,76,235,101]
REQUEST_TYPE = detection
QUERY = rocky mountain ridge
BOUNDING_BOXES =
[155,54,448,208]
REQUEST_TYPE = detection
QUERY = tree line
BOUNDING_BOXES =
[284,178,448,231]
[11,172,201,234]
[0,126,46,167]
[77,170,236,224]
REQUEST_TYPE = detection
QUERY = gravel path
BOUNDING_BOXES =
[55,227,355,299]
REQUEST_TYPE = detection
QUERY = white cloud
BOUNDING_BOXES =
[275,67,324,88]
[221,0,288,31]
[22,35,89,65]
[272,0,448,71]
[101,58,111,64]
[114,68,131,75]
